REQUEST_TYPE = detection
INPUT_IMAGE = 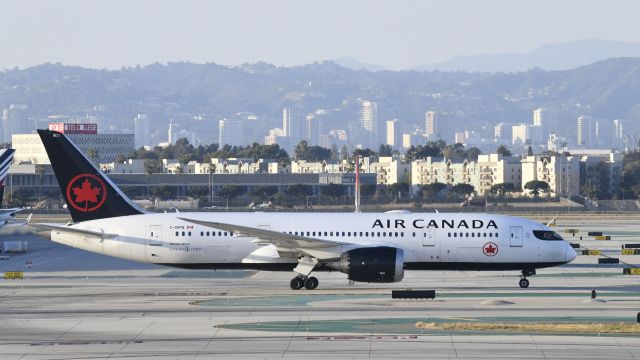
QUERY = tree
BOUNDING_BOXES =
[524,180,550,198]
[294,140,332,161]
[527,145,534,156]
[285,184,314,199]
[251,185,278,198]
[361,184,377,197]
[320,184,346,198]
[496,145,512,157]
[451,183,475,196]
[144,159,161,174]
[388,182,410,197]
[467,147,482,161]
[86,148,99,163]
[115,154,127,164]
[353,148,375,158]
[378,144,393,157]
[490,183,517,196]
[218,185,245,200]
[418,182,447,202]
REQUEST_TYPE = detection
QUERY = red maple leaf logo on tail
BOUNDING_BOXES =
[66,174,107,212]
[72,179,101,208]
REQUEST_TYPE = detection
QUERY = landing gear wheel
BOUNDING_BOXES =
[304,277,319,290]
[519,278,530,288]
[290,277,304,290]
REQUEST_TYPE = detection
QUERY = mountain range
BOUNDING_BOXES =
[335,39,640,73]
[1,55,640,147]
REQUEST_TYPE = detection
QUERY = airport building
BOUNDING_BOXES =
[12,123,134,165]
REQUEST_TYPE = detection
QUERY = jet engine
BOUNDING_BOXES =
[329,246,404,283]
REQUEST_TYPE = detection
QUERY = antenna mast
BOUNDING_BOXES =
[355,155,361,213]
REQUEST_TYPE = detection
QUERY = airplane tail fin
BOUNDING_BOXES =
[0,148,15,208]
[37,130,144,223]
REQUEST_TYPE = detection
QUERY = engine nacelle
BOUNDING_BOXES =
[330,246,404,283]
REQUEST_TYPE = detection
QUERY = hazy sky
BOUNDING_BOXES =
[1,0,639,70]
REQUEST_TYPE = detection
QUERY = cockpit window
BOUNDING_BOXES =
[533,230,563,241]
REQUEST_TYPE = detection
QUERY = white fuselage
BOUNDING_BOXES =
[50,212,575,272]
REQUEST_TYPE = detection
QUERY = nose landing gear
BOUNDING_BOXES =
[290,275,319,290]
[519,269,536,288]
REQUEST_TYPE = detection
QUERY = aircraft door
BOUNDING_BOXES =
[146,225,163,260]
[510,226,523,247]
[421,229,441,261]
[422,229,436,246]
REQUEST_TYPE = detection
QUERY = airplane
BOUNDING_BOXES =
[0,148,21,227]
[31,129,576,289]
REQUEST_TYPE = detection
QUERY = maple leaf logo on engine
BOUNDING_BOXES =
[66,174,107,212]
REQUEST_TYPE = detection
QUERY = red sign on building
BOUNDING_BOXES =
[48,123,98,134]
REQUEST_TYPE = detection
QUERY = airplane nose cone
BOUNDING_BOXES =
[565,242,577,262]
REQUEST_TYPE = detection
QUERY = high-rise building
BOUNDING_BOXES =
[454,131,468,144]
[613,119,624,142]
[134,114,150,149]
[1,104,29,143]
[533,108,544,127]
[218,118,244,146]
[168,119,176,144]
[512,124,530,145]
[282,107,304,146]
[577,116,595,146]
[425,111,437,137]
[494,122,510,141]
[360,101,378,147]
[385,119,400,148]
[304,114,321,145]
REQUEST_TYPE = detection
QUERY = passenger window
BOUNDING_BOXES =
[330,232,333,236]
[413,232,416,237]
[295,232,298,235]
[495,233,498,237]
[377,232,380,237]
[342,232,345,236]
[188,232,192,236]
[218,231,222,236]
[348,232,351,236]
[489,233,492,237]
[200,231,204,236]
[312,232,316,236]
[223,232,227,236]
[453,233,457,237]
[471,233,475,237]
[360,232,363,236]
[182,231,185,236]
[483,232,487,237]
[448,232,451,237]
[366,232,369,236]
[465,232,469,237]
[395,232,399,237]
[175,231,179,236]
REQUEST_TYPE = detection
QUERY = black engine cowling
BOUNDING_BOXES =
[332,246,404,283]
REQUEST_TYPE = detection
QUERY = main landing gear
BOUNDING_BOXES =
[519,269,536,288]
[290,275,319,290]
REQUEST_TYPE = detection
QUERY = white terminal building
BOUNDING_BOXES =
[12,123,134,164]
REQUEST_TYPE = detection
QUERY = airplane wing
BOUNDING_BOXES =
[29,223,118,239]
[178,217,352,250]
[0,208,21,218]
